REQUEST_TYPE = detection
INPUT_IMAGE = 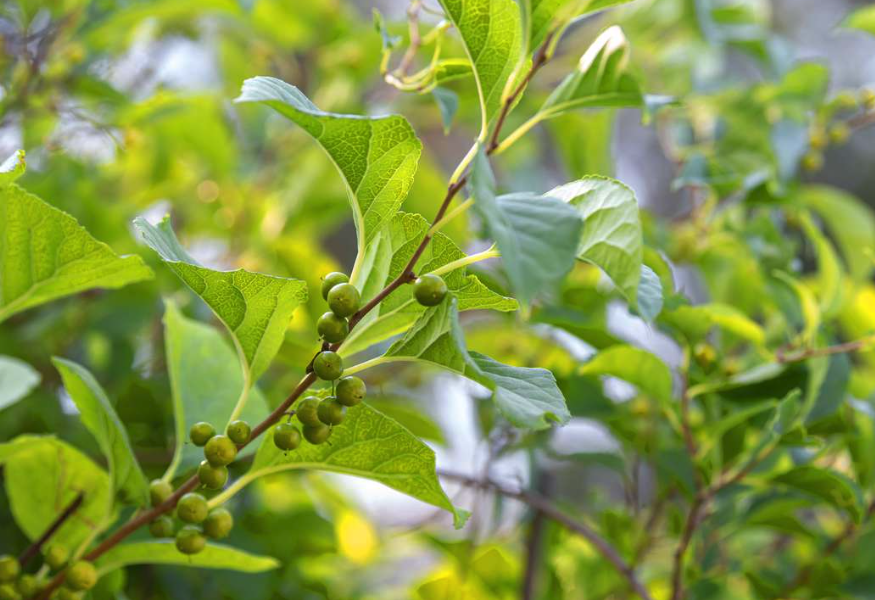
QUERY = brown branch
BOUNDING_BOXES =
[18,492,85,567]
[776,335,874,364]
[438,470,654,600]
[521,472,553,600]
[670,492,705,600]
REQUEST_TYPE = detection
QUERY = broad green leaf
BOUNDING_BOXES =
[0,149,26,186]
[470,149,583,309]
[235,76,421,276]
[53,358,149,507]
[547,176,643,302]
[96,541,279,574]
[844,5,875,36]
[665,303,765,346]
[799,212,843,318]
[162,301,269,478]
[231,403,468,528]
[636,265,663,321]
[772,466,864,522]
[342,211,517,357]
[0,355,40,410]
[432,87,459,134]
[526,0,637,51]
[436,0,522,131]
[0,436,113,549]
[579,344,672,403]
[134,215,307,388]
[0,184,153,324]
[384,298,570,429]
[772,271,820,347]
[366,398,446,444]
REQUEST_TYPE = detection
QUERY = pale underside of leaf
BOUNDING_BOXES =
[0,355,41,410]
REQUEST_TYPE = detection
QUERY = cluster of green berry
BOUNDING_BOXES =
[0,549,95,600]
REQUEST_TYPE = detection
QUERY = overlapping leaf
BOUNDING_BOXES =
[579,344,673,403]
[235,76,421,271]
[0,149,26,186]
[0,184,153,324]
[96,541,279,575]
[526,0,637,52]
[135,215,307,387]
[53,358,150,506]
[0,355,40,410]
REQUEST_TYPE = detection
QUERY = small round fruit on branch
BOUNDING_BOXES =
[0,556,19,583]
[303,424,331,445]
[177,493,209,524]
[203,508,234,540]
[189,422,216,447]
[317,397,346,426]
[317,312,349,343]
[176,525,206,555]
[313,351,344,380]
[43,545,69,570]
[149,515,175,538]
[413,274,448,306]
[198,461,229,490]
[149,479,174,507]
[204,434,237,467]
[226,420,251,445]
[336,376,366,406]
[321,272,349,300]
[327,283,361,318]
[0,583,20,600]
[273,423,302,451]
[296,396,322,426]
[66,561,97,591]
[16,574,38,597]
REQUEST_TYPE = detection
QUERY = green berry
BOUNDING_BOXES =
[149,515,175,538]
[203,508,234,540]
[204,434,237,467]
[317,398,346,426]
[829,122,850,145]
[321,272,349,300]
[317,312,349,343]
[66,561,96,591]
[327,283,361,318]
[175,525,206,555]
[44,545,68,570]
[149,479,173,507]
[177,493,209,524]
[226,420,251,445]
[336,376,366,407]
[189,422,216,447]
[802,151,823,172]
[55,588,82,600]
[16,575,38,597]
[0,557,18,583]
[313,351,343,380]
[273,423,302,451]
[413,274,448,306]
[198,460,229,490]
[296,396,323,426]
[0,584,19,600]
[303,424,332,445]
[862,88,875,110]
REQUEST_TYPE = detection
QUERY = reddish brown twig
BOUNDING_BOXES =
[18,492,85,567]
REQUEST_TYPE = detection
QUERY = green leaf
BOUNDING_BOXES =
[0,355,40,410]
[470,149,583,309]
[384,298,570,429]
[772,466,864,522]
[579,344,672,403]
[134,215,307,388]
[232,403,468,528]
[365,398,446,444]
[436,0,522,131]
[235,76,422,275]
[0,436,114,549]
[342,211,517,357]
[665,303,765,346]
[799,211,844,318]
[844,5,875,36]
[526,0,637,51]
[636,265,663,321]
[53,358,150,507]
[162,301,270,478]
[95,541,279,575]
[547,175,643,302]
[0,150,26,186]
[432,87,459,134]
[0,184,153,323]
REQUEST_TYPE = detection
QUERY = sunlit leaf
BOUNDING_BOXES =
[579,344,672,403]
[96,541,279,574]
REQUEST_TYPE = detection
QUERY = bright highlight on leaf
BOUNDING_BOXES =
[0,355,41,410]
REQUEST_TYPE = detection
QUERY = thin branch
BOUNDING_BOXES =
[521,472,553,600]
[19,492,85,567]
[670,493,705,600]
[438,470,654,600]
[776,335,875,364]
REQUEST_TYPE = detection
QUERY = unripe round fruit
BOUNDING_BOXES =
[862,88,875,110]
[189,422,216,447]
[321,272,349,300]
[0,584,19,600]
[336,376,366,407]
[56,588,82,600]
[149,515,175,538]
[303,424,331,445]
[16,574,37,597]
[413,274,448,306]
[204,434,237,467]
[317,398,346,426]
[296,396,322,426]
[273,423,302,451]
[177,493,209,524]
[327,283,360,318]
[226,420,251,445]
[317,312,349,343]
[313,351,343,380]
[176,525,206,555]
[198,460,229,490]
[203,508,234,540]
[66,561,97,591]
[802,151,823,172]
[0,556,18,583]
[149,479,173,507]
[829,123,850,145]
[808,128,826,150]
[44,545,68,570]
